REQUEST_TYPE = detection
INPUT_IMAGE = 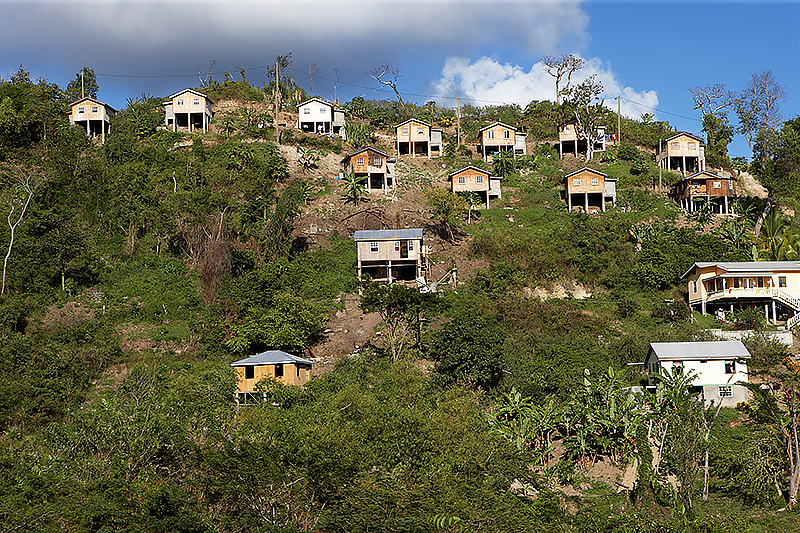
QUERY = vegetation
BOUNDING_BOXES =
[0,64,798,532]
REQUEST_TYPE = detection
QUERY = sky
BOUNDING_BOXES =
[1,0,798,158]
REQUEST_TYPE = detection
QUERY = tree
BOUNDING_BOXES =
[367,63,404,113]
[751,117,800,200]
[65,67,98,103]
[0,163,43,294]
[541,54,584,105]
[424,188,468,242]
[340,170,366,205]
[689,84,735,169]
[689,83,735,118]
[735,70,786,152]
[431,312,504,389]
[562,75,606,161]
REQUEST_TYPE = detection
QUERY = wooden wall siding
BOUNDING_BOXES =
[172,91,209,114]
[482,125,515,146]
[71,101,111,122]
[661,134,702,157]
[235,363,313,392]
[674,178,734,200]
[396,121,430,142]
[347,151,385,174]
[356,239,422,261]
[566,170,606,194]
[558,123,578,142]
[450,169,490,193]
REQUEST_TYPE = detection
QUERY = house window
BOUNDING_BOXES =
[573,177,580,186]
[713,181,722,188]
[78,107,85,114]
[564,125,570,133]
[296,366,300,377]
[193,98,200,106]
[320,107,326,114]
[672,142,680,150]
[394,241,400,252]
[780,276,787,288]
[503,130,510,139]
[458,176,466,184]
[648,362,661,374]
[591,176,599,185]
[304,108,311,114]
[673,361,684,375]
[476,175,484,183]
[177,99,184,106]
[724,360,736,374]
[91,106,98,113]
[487,131,494,139]
[688,142,696,150]
[370,242,379,252]
[274,364,284,378]
[408,241,414,252]
[356,157,364,165]
[418,129,424,135]
[719,386,733,397]
[758,277,764,288]
[693,280,697,293]
[402,128,408,134]
[245,366,254,379]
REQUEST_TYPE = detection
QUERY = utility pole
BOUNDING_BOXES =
[457,97,461,147]
[658,140,663,191]
[617,95,621,146]
[81,69,85,99]
[275,60,280,144]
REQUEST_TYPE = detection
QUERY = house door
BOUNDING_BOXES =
[400,241,409,259]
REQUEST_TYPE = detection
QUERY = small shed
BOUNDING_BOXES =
[231,350,314,404]
[645,340,751,407]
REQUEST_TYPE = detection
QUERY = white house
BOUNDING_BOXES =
[296,97,346,139]
[645,340,751,407]
[163,89,213,133]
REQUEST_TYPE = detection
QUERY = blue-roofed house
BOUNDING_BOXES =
[353,228,425,285]
[231,350,314,403]
[645,340,751,406]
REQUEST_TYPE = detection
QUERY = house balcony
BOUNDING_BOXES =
[703,287,800,311]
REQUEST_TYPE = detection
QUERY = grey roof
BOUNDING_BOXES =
[353,229,423,241]
[648,341,751,362]
[342,146,390,161]
[681,261,800,279]
[231,350,313,367]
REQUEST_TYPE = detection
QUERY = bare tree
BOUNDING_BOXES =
[689,83,735,117]
[735,70,787,152]
[0,164,43,294]
[307,63,318,96]
[367,63,404,107]
[196,60,217,88]
[541,54,584,104]
[562,75,605,162]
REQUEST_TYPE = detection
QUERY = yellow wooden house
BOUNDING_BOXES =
[564,167,617,212]
[557,119,606,159]
[163,89,213,133]
[447,165,502,208]
[657,132,706,175]
[478,122,526,161]
[231,350,314,404]
[68,97,116,143]
[395,119,442,158]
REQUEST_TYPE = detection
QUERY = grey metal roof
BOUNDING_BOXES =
[681,261,800,279]
[231,350,314,367]
[648,341,750,362]
[353,229,423,241]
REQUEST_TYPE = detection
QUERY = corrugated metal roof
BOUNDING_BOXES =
[353,229,423,241]
[648,341,751,361]
[231,350,314,367]
[681,261,800,279]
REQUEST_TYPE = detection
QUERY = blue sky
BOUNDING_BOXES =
[1,0,797,158]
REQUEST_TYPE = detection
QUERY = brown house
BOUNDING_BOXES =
[657,132,706,175]
[447,165,502,208]
[354,229,425,285]
[564,167,617,213]
[478,122,526,161]
[557,120,606,159]
[163,89,213,133]
[671,170,736,214]
[69,97,115,143]
[231,350,314,404]
[342,147,395,193]
[395,119,442,158]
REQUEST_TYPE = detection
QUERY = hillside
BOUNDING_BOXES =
[1,72,800,532]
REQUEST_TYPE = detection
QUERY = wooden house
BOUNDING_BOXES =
[563,167,617,213]
[231,350,314,404]
[296,97,346,139]
[69,97,115,143]
[645,341,751,407]
[447,165,502,208]
[395,119,442,158]
[671,170,736,214]
[163,89,213,133]
[557,120,606,159]
[342,147,395,193]
[478,122,526,161]
[354,228,425,285]
[657,132,706,175]
[682,261,800,325]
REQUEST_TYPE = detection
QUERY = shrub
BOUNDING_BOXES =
[617,143,639,161]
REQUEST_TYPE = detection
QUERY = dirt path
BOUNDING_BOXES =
[734,170,768,198]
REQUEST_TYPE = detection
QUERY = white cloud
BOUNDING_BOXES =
[433,54,659,119]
